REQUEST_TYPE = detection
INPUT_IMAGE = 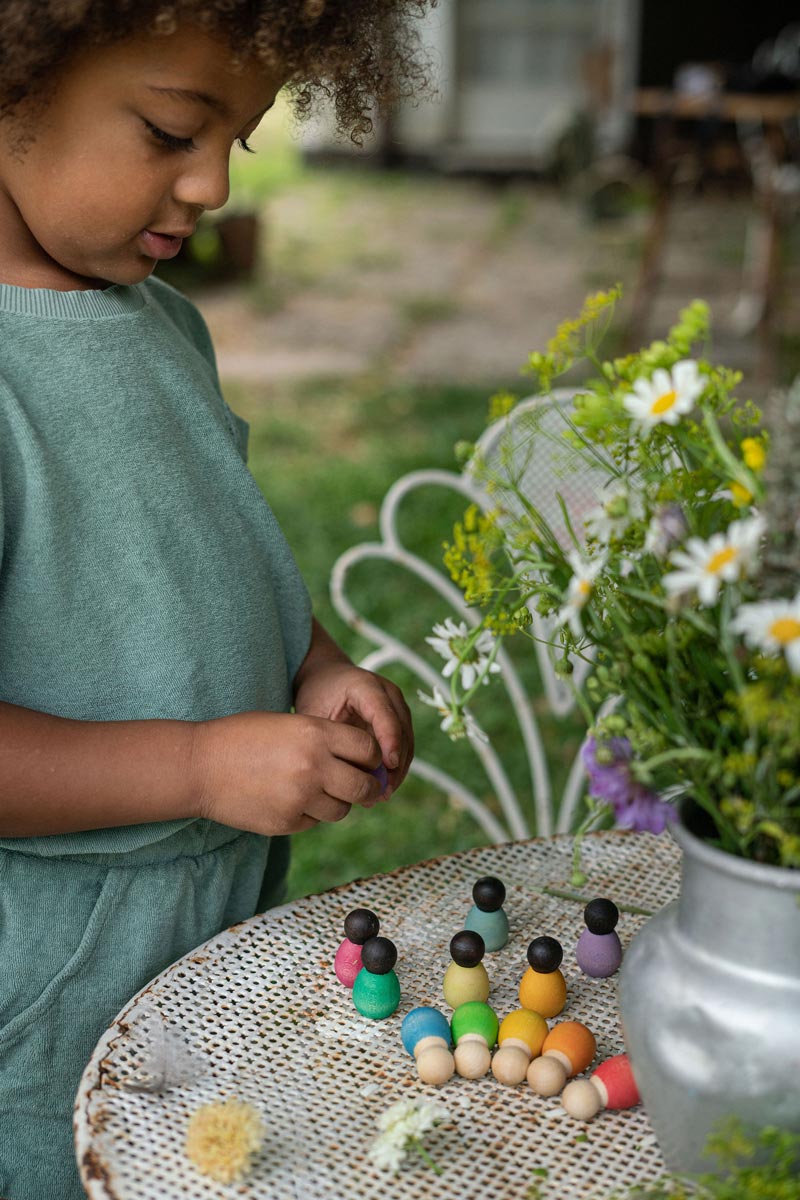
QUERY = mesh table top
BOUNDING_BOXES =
[75,830,681,1200]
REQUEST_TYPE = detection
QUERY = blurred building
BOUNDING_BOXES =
[301,1,799,173]
[390,0,638,169]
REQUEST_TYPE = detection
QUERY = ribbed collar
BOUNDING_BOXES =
[0,282,146,319]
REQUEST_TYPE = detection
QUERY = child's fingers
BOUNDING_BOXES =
[384,687,414,784]
[368,685,414,790]
[324,719,382,770]
[323,755,384,809]
[303,794,353,824]
[345,679,413,776]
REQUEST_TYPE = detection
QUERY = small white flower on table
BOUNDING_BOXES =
[623,359,704,434]
[663,515,765,606]
[730,593,800,674]
[369,1098,450,1176]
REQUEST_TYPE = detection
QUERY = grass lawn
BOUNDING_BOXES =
[221,371,586,901]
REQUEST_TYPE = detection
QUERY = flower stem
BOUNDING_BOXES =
[541,886,655,917]
[413,1141,443,1176]
[570,801,609,886]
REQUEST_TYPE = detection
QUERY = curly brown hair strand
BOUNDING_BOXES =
[0,0,436,144]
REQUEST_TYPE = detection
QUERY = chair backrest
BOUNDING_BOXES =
[330,389,607,842]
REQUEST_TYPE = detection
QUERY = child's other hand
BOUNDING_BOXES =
[294,659,414,799]
[194,711,387,835]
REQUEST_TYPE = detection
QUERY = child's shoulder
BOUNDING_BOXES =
[142,273,207,332]
[141,274,217,371]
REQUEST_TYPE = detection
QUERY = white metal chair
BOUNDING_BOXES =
[330,389,608,843]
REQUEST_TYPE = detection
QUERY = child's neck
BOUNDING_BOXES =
[0,195,112,291]
[0,259,112,292]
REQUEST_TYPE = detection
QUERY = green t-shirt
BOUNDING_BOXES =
[0,274,312,855]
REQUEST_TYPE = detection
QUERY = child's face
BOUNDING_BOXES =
[0,25,284,289]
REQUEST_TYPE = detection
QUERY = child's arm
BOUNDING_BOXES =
[0,698,386,838]
[292,619,415,798]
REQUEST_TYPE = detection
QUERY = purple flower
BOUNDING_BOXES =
[581,736,675,834]
[644,504,689,559]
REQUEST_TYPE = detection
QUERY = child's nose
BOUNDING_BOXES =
[172,154,231,213]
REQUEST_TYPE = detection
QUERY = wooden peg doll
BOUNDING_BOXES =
[576,898,622,978]
[443,931,490,1008]
[491,1008,548,1085]
[527,1020,597,1095]
[450,1000,499,1079]
[352,936,400,1020]
[401,1006,455,1085]
[464,875,509,951]
[335,907,380,987]
[561,1053,640,1120]
[519,935,566,1018]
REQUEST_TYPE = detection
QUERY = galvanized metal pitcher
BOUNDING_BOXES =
[619,806,800,1171]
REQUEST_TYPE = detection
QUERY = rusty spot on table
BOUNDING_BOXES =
[82,1147,119,1198]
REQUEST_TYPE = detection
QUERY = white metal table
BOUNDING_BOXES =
[75,830,681,1199]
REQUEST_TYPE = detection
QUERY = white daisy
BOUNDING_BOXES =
[585,480,646,544]
[623,360,704,434]
[417,687,488,743]
[730,594,800,674]
[555,550,607,637]
[425,618,501,690]
[663,515,766,607]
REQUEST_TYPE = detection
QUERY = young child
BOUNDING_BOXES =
[0,3,430,1196]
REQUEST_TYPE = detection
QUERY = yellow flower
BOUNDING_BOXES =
[729,481,753,507]
[741,437,766,472]
[443,505,500,605]
[488,390,517,422]
[185,1098,264,1184]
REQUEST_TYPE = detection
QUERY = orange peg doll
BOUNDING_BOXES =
[519,936,567,1018]
[527,1020,596,1096]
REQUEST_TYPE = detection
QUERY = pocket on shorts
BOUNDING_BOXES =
[0,866,119,1051]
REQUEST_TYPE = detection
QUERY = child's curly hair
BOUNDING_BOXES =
[0,0,436,144]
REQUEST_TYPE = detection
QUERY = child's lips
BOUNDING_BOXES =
[140,229,186,260]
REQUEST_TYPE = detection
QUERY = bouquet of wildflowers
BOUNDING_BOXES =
[429,289,800,868]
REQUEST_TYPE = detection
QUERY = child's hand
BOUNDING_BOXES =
[292,617,414,800]
[293,660,413,800]
[195,711,387,835]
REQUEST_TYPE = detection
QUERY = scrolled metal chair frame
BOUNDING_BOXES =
[330,390,607,842]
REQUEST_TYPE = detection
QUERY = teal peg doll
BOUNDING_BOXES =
[464,876,509,951]
[352,936,400,1019]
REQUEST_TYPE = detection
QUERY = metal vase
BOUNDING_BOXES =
[619,806,800,1172]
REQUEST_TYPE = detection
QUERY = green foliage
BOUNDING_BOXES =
[614,1121,800,1200]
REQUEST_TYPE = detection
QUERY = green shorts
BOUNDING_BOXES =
[0,821,287,1200]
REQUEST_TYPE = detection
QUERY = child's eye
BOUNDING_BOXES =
[143,120,196,152]
[237,138,256,154]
